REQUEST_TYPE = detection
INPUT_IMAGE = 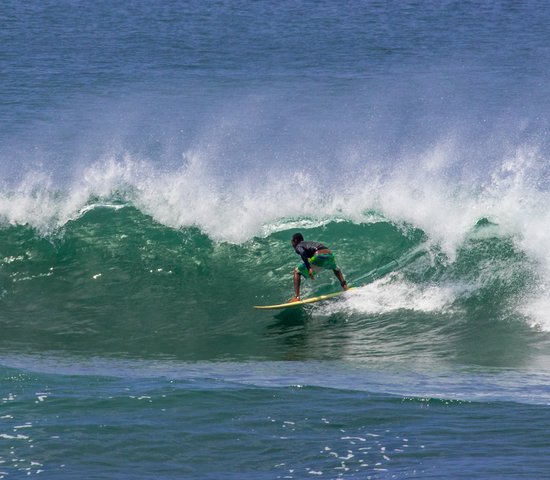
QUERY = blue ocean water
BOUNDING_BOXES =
[2,1,550,478]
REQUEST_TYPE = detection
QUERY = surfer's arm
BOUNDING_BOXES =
[296,246,315,279]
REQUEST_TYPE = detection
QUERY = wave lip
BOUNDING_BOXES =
[1,143,549,247]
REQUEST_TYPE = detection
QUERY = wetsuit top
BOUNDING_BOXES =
[294,240,327,271]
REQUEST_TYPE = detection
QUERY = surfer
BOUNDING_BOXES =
[289,232,348,302]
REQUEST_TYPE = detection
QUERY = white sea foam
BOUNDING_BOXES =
[0,143,541,245]
[323,274,458,317]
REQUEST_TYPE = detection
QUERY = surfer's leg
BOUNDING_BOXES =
[333,269,349,290]
[289,268,302,302]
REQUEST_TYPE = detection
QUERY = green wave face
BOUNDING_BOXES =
[0,205,543,367]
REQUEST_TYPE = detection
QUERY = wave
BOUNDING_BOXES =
[0,141,549,366]
[0,198,547,367]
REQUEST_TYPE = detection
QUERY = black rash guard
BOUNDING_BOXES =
[294,241,327,271]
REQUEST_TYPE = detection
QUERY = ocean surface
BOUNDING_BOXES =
[2,1,550,478]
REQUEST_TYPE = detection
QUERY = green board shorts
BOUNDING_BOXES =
[296,252,339,277]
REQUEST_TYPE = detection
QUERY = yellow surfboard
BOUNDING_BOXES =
[254,288,354,310]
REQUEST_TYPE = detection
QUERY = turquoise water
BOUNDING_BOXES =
[2,1,550,478]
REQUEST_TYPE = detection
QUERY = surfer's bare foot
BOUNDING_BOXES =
[342,282,349,291]
[288,297,300,303]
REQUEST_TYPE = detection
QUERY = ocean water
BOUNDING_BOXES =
[2,0,550,478]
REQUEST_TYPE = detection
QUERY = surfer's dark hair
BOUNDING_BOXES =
[292,233,304,243]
